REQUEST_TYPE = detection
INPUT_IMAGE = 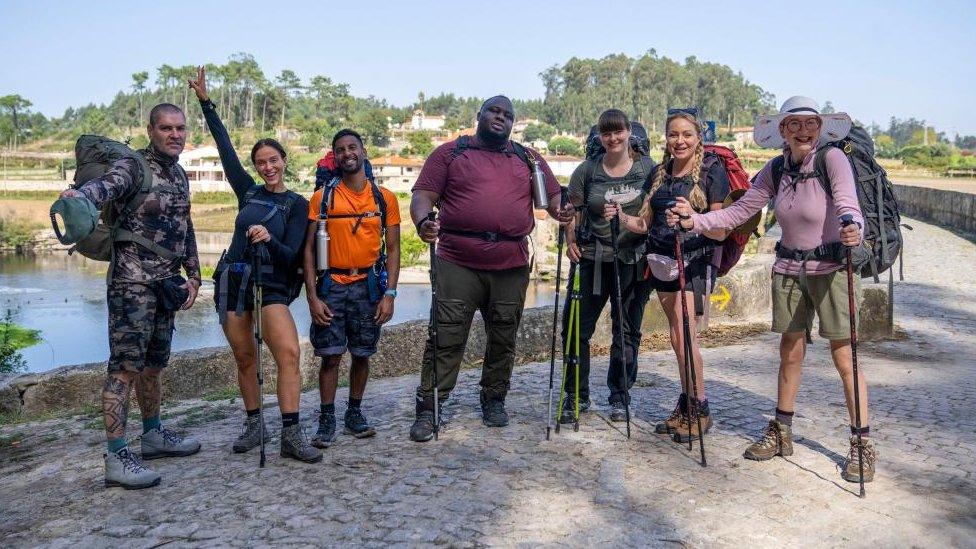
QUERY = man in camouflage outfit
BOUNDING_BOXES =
[63,103,203,489]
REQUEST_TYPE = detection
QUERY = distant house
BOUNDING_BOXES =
[730,126,755,148]
[179,146,228,192]
[410,110,446,131]
[543,155,583,178]
[371,154,425,193]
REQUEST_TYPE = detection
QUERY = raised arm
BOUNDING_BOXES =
[188,66,256,203]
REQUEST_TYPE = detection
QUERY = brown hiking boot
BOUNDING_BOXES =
[654,395,687,435]
[743,419,793,461]
[841,436,877,483]
[672,413,713,443]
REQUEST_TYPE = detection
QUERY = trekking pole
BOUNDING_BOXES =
[426,212,440,441]
[546,187,569,440]
[842,214,866,497]
[252,242,267,468]
[554,262,580,434]
[674,227,707,467]
[608,204,631,439]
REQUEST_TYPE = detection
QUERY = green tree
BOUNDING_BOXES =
[405,130,434,157]
[955,134,976,150]
[548,135,582,156]
[131,71,149,125]
[0,94,33,146]
[354,109,391,147]
[523,122,557,142]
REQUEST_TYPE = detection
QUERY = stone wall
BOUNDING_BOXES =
[0,254,894,420]
[894,184,976,236]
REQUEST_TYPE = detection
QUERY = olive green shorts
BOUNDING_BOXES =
[771,270,860,340]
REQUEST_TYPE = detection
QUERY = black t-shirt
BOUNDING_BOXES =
[646,156,730,257]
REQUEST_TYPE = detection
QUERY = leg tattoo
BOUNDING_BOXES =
[102,375,132,440]
[136,370,162,421]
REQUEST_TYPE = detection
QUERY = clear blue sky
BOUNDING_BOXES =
[2,0,974,136]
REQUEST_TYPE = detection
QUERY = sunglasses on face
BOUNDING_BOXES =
[783,118,822,132]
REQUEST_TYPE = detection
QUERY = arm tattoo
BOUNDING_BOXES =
[102,376,131,438]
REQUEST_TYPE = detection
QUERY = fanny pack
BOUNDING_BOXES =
[646,253,679,281]
[154,275,189,312]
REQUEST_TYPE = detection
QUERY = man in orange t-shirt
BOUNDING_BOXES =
[302,129,401,448]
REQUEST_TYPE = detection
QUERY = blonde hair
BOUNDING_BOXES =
[639,112,708,220]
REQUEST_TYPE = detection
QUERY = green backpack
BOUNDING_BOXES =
[53,135,178,263]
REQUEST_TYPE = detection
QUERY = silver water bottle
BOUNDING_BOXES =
[315,220,329,272]
[529,155,549,210]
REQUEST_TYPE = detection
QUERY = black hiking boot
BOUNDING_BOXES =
[343,407,376,439]
[480,392,509,427]
[409,397,438,443]
[311,410,336,449]
[558,398,591,424]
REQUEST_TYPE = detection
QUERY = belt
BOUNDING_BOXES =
[328,265,374,276]
[440,228,525,243]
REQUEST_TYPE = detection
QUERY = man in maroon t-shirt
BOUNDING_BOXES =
[408,96,573,442]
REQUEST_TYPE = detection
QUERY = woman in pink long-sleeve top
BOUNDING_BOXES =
[670,96,876,485]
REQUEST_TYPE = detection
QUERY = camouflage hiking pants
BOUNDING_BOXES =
[107,280,175,373]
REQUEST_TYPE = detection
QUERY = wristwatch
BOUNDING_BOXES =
[384,289,398,298]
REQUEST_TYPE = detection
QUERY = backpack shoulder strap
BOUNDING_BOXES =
[770,156,786,196]
[369,179,387,227]
[112,152,180,261]
[242,185,261,205]
[510,140,531,169]
[451,136,471,159]
[813,146,834,198]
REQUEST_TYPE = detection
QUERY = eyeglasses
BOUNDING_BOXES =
[783,118,822,132]
[668,107,700,118]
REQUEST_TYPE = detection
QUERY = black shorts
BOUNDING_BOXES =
[213,268,291,315]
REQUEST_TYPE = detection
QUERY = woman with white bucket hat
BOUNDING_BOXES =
[669,96,876,485]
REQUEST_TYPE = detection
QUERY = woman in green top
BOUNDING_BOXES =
[560,109,656,424]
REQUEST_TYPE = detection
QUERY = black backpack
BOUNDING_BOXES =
[770,125,907,282]
[240,186,306,302]
[584,121,651,159]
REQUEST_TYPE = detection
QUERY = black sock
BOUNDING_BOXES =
[246,408,260,418]
[349,397,363,409]
[320,403,335,416]
[850,425,870,438]
[677,393,688,413]
[775,408,794,426]
[282,412,299,428]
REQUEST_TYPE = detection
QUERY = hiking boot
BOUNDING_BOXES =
[280,424,323,463]
[609,402,628,422]
[672,413,714,443]
[480,392,509,427]
[141,426,201,460]
[743,419,794,461]
[343,407,377,438]
[311,411,337,449]
[104,447,161,490]
[232,415,268,453]
[841,436,877,483]
[410,410,436,442]
[655,395,688,435]
[558,399,591,424]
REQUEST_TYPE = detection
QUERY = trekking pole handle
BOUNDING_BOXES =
[840,214,855,227]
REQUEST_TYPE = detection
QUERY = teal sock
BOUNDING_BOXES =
[142,415,161,434]
[107,437,127,453]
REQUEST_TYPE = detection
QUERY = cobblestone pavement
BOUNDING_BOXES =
[1,217,974,548]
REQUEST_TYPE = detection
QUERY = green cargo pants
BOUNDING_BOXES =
[415,256,529,403]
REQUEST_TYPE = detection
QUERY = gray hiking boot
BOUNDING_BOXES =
[141,426,202,460]
[409,410,436,442]
[841,436,877,483]
[104,447,161,490]
[344,407,377,438]
[480,392,509,427]
[609,402,628,422]
[280,424,323,463]
[743,419,793,461]
[311,411,336,449]
[232,415,269,453]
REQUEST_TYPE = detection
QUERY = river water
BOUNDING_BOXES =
[1,254,556,373]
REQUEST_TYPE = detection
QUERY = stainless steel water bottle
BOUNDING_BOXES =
[315,220,329,272]
[529,156,549,210]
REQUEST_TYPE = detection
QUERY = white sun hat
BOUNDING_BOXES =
[753,96,852,149]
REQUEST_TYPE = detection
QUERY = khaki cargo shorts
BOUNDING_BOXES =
[771,270,860,340]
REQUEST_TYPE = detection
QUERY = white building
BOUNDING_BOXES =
[179,146,228,192]
[410,110,446,131]
[543,155,583,178]
[371,155,424,193]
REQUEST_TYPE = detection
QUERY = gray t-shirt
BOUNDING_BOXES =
[568,156,655,263]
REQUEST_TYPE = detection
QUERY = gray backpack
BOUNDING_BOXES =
[65,135,179,263]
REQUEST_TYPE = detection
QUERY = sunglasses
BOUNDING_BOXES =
[668,107,700,118]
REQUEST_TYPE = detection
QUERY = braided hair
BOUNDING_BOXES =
[639,112,708,221]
